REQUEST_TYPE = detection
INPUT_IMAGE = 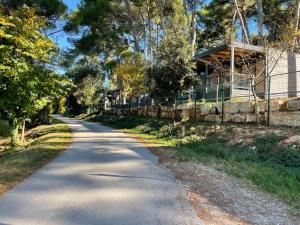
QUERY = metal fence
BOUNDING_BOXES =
[104,70,300,125]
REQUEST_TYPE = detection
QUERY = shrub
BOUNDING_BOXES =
[0,120,10,138]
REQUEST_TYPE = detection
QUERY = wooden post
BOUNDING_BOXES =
[216,76,219,103]
[21,120,25,144]
[221,76,225,124]
[230,44,235,99]
[205,64,209,97]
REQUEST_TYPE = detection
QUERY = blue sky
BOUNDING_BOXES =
[51,0,81,50]
[53,1,258,50]
[64,0,80,11]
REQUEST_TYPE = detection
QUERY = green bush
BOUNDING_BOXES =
[0,120,10,138]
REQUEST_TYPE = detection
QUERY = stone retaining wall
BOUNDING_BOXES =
[107,98,300,127]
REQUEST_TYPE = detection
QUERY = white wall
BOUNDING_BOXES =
[267,50,300,98]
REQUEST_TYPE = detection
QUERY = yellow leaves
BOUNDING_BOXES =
[0,65,10,71]
[35,39,56,52]
[0,29,13,39]
[0,17,15,27]
[0,6,56,75]
[113,53,147,96]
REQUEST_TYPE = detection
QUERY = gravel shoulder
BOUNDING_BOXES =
[130,133,300,225]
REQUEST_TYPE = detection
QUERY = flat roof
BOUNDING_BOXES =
[195,42,264,61]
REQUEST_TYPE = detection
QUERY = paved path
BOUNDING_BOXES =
[0,116,202,225]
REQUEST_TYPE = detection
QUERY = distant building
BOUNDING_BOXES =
[195,42,300,100]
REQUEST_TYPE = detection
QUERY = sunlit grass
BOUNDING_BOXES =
[0,118,72,195]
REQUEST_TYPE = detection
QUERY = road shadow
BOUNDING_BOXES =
[89,173,173,183]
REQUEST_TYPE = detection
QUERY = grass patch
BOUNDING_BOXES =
[90,114,300,215]
[0,118,72,195]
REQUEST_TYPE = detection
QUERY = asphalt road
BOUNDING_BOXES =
[0,116,202,225]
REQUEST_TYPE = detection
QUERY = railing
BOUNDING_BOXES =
[103,70,300,125]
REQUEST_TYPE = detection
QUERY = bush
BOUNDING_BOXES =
[254,135,300,168]
[0,120,10,138]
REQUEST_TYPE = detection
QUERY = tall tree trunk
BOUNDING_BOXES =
[292,0,300,53]
[230,10,237,42]
[251,79,260,126]
[233,0,250,44]
[138,11,148,58]
[155,0,165,31]
[10,118,21,147]
[191,0,197,56]
[242,11,251,44]
[257,0,264,45]
[143,30,148,59]
[133,35,140,52]
[123,0,140,51]
[148,6,153,63]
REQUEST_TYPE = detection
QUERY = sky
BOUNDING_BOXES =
[51,0,81,50]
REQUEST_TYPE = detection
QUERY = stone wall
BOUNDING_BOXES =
[108,98,300,127]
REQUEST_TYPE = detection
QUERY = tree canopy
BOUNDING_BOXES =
[61,0,300,108]
[0,6,71,146]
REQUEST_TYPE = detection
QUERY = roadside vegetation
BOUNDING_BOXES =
[90,115,300,215]
[0,118,72,195]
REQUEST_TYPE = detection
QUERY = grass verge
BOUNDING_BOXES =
[90,114,300,216]
[0,117,72,195]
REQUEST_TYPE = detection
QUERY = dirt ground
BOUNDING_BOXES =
[130,133,300,225]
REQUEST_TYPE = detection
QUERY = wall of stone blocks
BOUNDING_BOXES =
[110,98,300,127]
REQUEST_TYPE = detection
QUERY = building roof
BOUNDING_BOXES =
[195,42,264,61]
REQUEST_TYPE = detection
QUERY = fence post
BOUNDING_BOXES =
[194,91,197,120]
[129,98,132,117]
[114,99,117,116]
[121,97,123,116]
[146,97,149,117]
[137,97,139,116]
[174,96,177,121]
[221,76,225,124]
[267,76,271,126]
[116,99,118,115]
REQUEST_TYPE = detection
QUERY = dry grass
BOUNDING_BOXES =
[0,118,72,195]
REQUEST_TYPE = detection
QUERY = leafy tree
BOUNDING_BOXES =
[0,6,71,146]
[148,0,198,104]
[111,51,147,98]
[64,0,127,55]
[1,0,67,20]
[65,55,103,83]
[73,75,104,112]
[62,54,105,112]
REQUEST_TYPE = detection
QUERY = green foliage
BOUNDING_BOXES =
[148,0,198,103]
[74,75,103,108]
[64,0,125,54]
[111,51,147,97]
[197,0,236,47]
[0,120,10,138]
[262,0,295,41]
[63,54,105,110]
[58,97,67,115]
[2,0,67,25]
[50,97,67,115]
[64,55,103,83]
[0,6,72,145]
[197,0,296,46]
